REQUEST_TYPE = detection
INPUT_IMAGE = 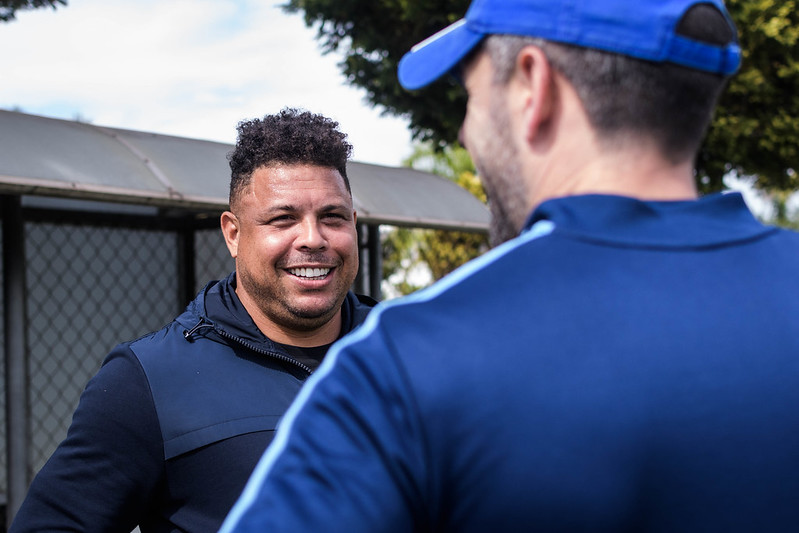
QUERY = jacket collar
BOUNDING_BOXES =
[182,272,375,351]
[525,192,775,248]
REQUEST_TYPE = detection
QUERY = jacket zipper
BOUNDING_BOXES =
[184,318,314,375]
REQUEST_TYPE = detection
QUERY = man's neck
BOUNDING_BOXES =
[527,133,698,210]
[523,77,698,211]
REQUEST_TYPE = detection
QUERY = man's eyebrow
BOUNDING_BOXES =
[261,204,351,214]
[320,203,351,212]
[263,205,296,214]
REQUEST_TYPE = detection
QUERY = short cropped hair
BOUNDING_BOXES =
[484,4,736,163]
[227,108,353,208]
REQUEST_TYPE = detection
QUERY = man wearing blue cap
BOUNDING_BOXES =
[221,1,799,531]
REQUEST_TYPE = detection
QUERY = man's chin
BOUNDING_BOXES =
[285,302,340,330]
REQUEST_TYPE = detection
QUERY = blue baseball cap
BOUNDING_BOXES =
[398,0,741,90]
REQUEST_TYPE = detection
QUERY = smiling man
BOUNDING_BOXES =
[222,116,362,348]
[10,108,375,532]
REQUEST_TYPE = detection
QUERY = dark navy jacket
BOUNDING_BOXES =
[10,272,374,532]
[223,193,799,532]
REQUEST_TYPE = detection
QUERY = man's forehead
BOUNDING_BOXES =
[240,165,352,207]
[248,164,345,189]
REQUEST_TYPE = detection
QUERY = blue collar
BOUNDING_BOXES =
[526,193,775,249]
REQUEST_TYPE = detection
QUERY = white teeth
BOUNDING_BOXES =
[289,267,330,279]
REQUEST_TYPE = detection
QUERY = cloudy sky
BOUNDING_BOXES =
[0,0,415,167]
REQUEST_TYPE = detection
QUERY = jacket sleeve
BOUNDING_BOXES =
[9,345,164,532]
[220,318,431,533]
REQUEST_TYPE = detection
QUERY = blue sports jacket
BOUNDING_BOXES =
[223,193,799,532]
[10,272,375,532]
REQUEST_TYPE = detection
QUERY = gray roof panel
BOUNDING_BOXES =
[0,110,489,231]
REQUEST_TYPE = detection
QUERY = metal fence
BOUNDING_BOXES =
[1,198,234,529]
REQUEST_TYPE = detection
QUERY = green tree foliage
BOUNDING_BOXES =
[417,180,488,279]
[284,0,469,150]
[381,225,428,297]
[701,0,799,193]
[406,144,488,280]
[285,0,798,192]
[0,0,65,22]
[770,190,799,229]
[382,144,489,296]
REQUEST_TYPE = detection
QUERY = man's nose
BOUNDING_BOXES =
[297,219,327,250]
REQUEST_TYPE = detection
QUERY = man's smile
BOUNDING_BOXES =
[287,267,332,280]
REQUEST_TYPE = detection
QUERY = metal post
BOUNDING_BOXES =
[367,225,382,301]
[2,195,30,528]
[354,223,368,295]
[177,224,196,310]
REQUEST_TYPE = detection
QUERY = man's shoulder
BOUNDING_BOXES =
[125,316,191,356]
[124,286,212,358]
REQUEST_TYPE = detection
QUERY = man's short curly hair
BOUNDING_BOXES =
[227,108,353,208]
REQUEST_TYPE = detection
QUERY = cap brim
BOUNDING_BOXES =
[398,19,485,91]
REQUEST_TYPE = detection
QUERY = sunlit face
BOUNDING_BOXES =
[460,50,531,246]
[222,164,359,336]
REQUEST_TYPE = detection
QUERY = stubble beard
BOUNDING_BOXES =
[475,97,531,247]
[238,263,346,333]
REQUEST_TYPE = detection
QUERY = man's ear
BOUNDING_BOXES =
[516,45,556,144]
[220,211,240,259]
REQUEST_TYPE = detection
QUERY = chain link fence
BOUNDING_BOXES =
[27,222,177,474]
[196,227,236,290]
[1,205,234,529]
